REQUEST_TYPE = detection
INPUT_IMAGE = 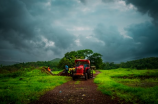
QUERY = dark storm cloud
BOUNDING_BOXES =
[102,0,116,3]
[123,0,158,24]
[103,0,158,24]
[93,22,158,62]
[39,24,75,49]
[0,0,36,37]
[0,0,38,50]
[0,0,157,64]
[0,0,76,62]
[125,22,158,57]
[80,0,87,4]
[93,24,136,62]
[99,0,158,62]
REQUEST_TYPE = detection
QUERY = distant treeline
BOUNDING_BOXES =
[103,57,158,70]
[1,55,158,73]
[0,60,60,73]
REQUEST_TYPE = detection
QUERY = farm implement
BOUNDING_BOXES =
[71,59,93,80]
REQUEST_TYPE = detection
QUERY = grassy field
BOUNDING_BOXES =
[93,70,96,74]
[52,70,62,74]
[0,68,70,104]
[94,68,158,104]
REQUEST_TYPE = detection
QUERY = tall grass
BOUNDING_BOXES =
[94,68,158,104]
[93,70,96,74]
[0,68,70,104]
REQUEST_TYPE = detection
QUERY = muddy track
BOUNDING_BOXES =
[30,71,120,104]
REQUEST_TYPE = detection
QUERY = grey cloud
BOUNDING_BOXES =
[0,0,157,64]
[80,0,87,4]
[69,24,137,63]
[123,0,158,24]
[102,0,116,3]
[93,24,136,62]
[0,0,38,50]
[39,24,76,49]
[51,0,76,7]
[103,0,158,24]
[125,22,158,57]
[0,0,77,62]
[94,24,122,46]
[93,22,158,62]
[0,0,36,34]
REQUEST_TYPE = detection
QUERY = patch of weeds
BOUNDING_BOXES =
[93,70,96,74]
[74,80,80,84]
[76,87,85,90]
[52,71,63,74]
[0,68,70,104]
[94,68,158,104]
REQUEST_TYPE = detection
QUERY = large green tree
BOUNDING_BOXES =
[77,49,93,59]
[88,53,103,69]
[58,49,103,69]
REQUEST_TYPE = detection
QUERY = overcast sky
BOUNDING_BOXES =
[0,0,158,63]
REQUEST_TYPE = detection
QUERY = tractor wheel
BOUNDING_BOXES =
[72,73,75,80]
[70,71,72,76]
[87,69,90,79]
[85,73,88,80]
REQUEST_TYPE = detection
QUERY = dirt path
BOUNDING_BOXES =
[30,71,119,104]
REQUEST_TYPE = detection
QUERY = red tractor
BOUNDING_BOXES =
[72,59,93,80]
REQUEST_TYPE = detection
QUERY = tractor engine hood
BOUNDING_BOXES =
[75,65,84,74]
[76,65,84,69]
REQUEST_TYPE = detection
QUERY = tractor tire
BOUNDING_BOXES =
[85,73,88,80]
[72,73,75,80]
[87,69,90,79]
[70,71,72,77]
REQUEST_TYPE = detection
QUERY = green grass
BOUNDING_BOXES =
[93,70,96,74]
[113,77,158,88]
[94,68,158,104]
[52,70,62,74]
[74,80,80,84]
[0,68,70,104]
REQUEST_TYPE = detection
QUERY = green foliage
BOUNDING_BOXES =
[94,68,158,104]
[0,64,2,68]
[52,71,62,74]
[0,68,70,104]
[119,57,158,69]
[88,53,103,69]
[50,58,61,62]
[51,67,63,71]
[58,49,103,69]
[93,70,96,74]
[102,57,158,70]
[77,49,93,59]
[102,62,119,70]
[0,59,61,73]
[74,80,80,84]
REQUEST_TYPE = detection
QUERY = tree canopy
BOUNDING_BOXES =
[58,49,103,69]
[88,53,103,69]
